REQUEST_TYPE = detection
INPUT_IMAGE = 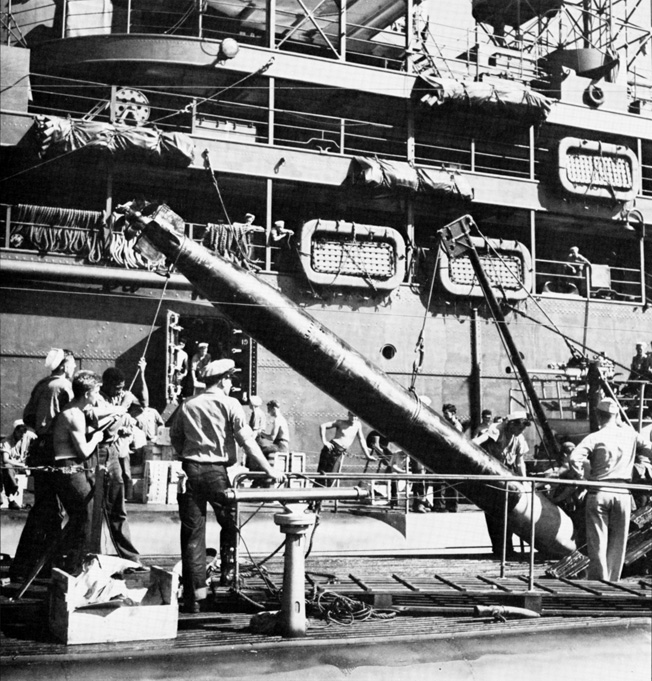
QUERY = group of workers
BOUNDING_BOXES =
[5,350,160,582]
[324,396,651,584]
[3,347,651,611]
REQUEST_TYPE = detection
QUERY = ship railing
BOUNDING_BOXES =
[8,1,550,82]
[535,258,644,303]
[415,133,533,179]
[510,369,652,425]
[0,202,301,278]
[642,154,652,198]
[25,72,409,161]
[514,370,588,421]
[233,470,652,584]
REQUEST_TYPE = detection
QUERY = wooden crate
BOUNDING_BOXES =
[49,566,178,645]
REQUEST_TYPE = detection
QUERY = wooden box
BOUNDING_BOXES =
[49,566,178,645]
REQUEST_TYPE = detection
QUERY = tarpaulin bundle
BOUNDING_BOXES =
[350,156,474,201]
[33,115,195,166]
[414,75,552,126]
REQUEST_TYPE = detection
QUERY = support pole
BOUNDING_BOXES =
[439,215,561,463]
[273,506,316,638]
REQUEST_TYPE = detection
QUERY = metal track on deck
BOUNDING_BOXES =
[1,556,650,665]
[229,556,652,618]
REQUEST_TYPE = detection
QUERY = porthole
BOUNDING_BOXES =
[381,344,397,360]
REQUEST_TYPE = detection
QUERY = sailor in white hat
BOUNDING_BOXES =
[169,358,285,612]
[9,347,76,578]
[569,396,651,581]
[627,341,650,386]
[190,342,212,395]
[24,349,76,436]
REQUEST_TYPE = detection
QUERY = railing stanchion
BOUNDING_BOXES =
[529,480,536,591]
[501,483,508,578]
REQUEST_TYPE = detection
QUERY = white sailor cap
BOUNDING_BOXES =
[249,395,262,406]
[596,398,619,415]
[45,348,65,372]
[203,359,236,379]
[506,410,530,423]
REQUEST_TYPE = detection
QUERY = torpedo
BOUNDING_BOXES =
[126,205,576,558]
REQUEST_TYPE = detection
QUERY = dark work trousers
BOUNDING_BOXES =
[120,455,133,501]
[102,444,139,561]
[178,461,237,603]
[485,511,515,556]
[51,466,94,575]
[432,483,459,512]
[9,470,63,580]
[316,443,346,488]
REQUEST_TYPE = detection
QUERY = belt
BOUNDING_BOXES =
[53,458,77,467]
[329,441,348,454]
[53,459,84,473]
[587,480,631,493]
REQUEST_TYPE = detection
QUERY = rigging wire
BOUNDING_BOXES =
[127,240,184,392]
[150,57,276,126]
[0,146,85,184]
[409,245,441,392]
[473,222,581,361]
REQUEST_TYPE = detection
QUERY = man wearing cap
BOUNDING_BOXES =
[569,397,651,581]
[190,342,212,395]
[258,400,290,456]
[10,348,76,581]
[473,410,531,558]
[624,342,651,397]
[170,358,285,612]
[251,400,290,488]
[23,349,76,437]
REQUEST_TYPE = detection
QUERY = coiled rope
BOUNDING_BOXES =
[307,588,396,625]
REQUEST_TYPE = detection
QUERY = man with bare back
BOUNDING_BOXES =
[317,411,376,488]
[50,371,106,575]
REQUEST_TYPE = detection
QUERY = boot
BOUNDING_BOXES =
[219,545,236,587]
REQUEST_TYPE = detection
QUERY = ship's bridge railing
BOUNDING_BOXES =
[7,1,548,81]
[535,257,644,304]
